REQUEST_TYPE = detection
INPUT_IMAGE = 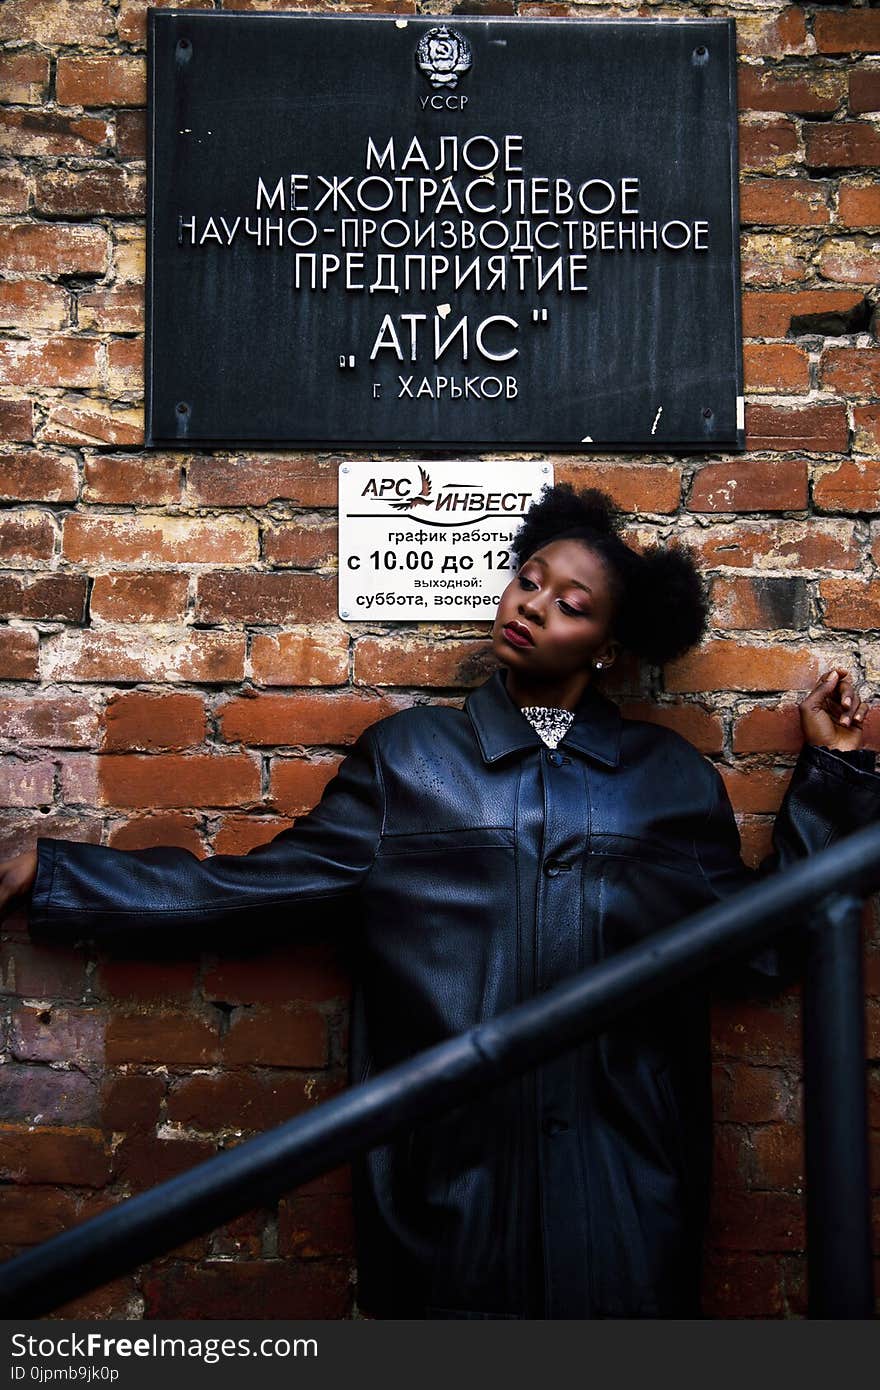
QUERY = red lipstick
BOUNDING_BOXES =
[503,622,535,648]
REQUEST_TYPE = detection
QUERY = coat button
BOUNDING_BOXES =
[542,1116,570,1136]
[544,860,572,876]
[547,751,564,766]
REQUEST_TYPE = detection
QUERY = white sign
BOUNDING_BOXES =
[338,460,553,621]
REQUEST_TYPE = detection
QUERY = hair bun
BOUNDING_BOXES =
[619,543,709,666]
[512,482,621,566]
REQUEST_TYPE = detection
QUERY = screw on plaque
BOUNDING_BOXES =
[692,45,709,66]
[176,37,193,65]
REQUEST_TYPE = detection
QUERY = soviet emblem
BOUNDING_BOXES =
[415,26,472,90]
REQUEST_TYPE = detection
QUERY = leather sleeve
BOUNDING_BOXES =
[28,727,386,943]
[694,742,880,998]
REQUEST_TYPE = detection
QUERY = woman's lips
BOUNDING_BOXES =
[503,623,534,648]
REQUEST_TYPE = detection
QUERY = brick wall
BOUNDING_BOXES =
[0,0,878,1319]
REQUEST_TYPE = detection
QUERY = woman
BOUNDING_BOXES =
[1,483,879,1319]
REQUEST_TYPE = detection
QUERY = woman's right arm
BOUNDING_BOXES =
[0,726,385,942]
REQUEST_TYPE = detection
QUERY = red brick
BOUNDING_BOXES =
[78,285,144,333]
[733,703,805,755]
[0,0,114,44]
[10,1005,104,1064]
[710,1188,806,1251]
[745,403,848,453]
[0,49,49,103]
[854,406,880,456]
[838,180,880,227]
[0,110,111,158]
[88,572,189,623]
[34,167,145,218]
[714,1061,792,1123]
[739,64,842,114]
[203,944,350,1007]
[103,691,206,752]
[62,513,256,566]
[551,461,683,513]
[665,641,823,694]
[751,1122,805,1190]
[0,278,70,330]
[141,1259,351,1320]
[96,957,199,1003]
[210,1209,270,1259]
[115,109,146,160]
[250,629,350,686]
[0,1123,111,1187]
[0,511,55,564]
[269,756,342,815]
[114,1135,216,1191]
[0,399,33,442]
[217,691,401,746]
[689,457,808,512]
[820,346,880,396]
[108,813,205,855]
[0,696,98,747]
[117,0,217,48]
[0,1187,81,1246]
[0,626,38,679]
[97,752,261,809]
[0,450,78,503]
[740,177,831,227]
[50,1278,138,1321]
[816,236,880,284]
[742,289,866,337]
[740,232,810,286]
[0,938,87,1000]
[82,453,178,503]
[106,1012,220,1066]
[106,336,143,391]
[709,574,809,631]
[100,1073,164,1133]
[0,756,53,808]
[40,629,245,684]
[615,701,724,754]
[0,165,28,214]
[262,521,337,568]
[0,338,101,389]
[210,814,295,855]
[814,458,880,512]
[739,117,799,173]
[56,55,146,107]
[820,578,880,630]
[186,455,337,507]
[721,762,799,815]
[194,571,336,624]
[0,575,86,622]
[742,344,810,393]
[353,638,495,688]
[702,1251,785,1317]
[712,999,801,1063]
[815,11,880,56]
[278,1193,354,1259]
[806,122,880,169]
[736,8,809,59]
[0,1064,100,1127]
[850,68,880,115]
[166,1071,341,1132]
[222,1005,328,1067]
[44,404,143,450]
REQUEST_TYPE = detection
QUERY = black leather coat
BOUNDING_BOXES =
[28,669,880,1318]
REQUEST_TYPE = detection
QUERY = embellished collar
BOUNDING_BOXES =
[464,668,622,767]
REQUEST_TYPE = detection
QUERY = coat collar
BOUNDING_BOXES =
[465,668,622,767]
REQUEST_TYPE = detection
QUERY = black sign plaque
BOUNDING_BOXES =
[146,12,743,451]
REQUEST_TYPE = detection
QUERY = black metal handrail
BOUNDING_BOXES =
[1,820,879,1318]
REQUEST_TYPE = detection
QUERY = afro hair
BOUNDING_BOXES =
[512,482,709,667]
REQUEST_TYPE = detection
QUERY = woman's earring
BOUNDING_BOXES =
[594,660,603,669]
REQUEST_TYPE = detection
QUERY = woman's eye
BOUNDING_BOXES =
[559,601,588,617]
[518,576,537,590]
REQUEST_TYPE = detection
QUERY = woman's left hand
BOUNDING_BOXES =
[799,667,869,751]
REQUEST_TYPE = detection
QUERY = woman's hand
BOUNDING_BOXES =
[799,667,869,752]
[0,850,38,921]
